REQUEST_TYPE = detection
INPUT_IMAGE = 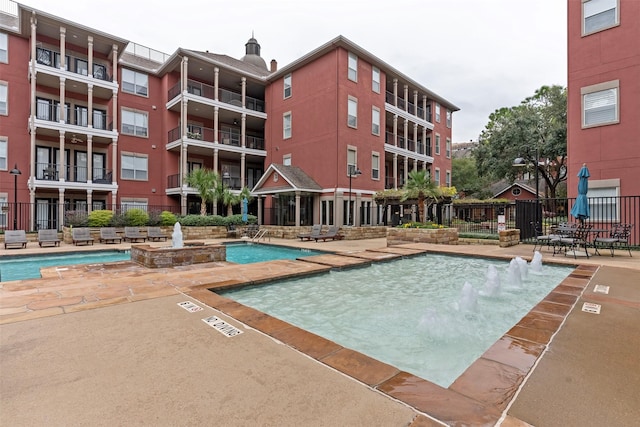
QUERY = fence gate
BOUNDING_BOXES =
[515,200,541,240]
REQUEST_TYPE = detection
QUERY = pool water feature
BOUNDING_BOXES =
[225,242,326,264]
[0,251,130,282]
[220,253,573,388]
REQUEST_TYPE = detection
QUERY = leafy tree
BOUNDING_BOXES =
[186,168,220,216]
[474,85,567,198]
[221,186,253,217]
[452,157,492,198]
[401,169,441,222]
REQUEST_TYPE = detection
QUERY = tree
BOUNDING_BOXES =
[401,169,440,222]
[474,85,567,198]
[185,168,220,216]
[221,186,253,217]
[452,157,492,199]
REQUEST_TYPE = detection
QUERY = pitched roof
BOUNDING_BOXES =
[251,164,323,195]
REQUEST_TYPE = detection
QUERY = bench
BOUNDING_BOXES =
[38,229,61,247]
[4,230,28,249]
[72,227,94,246]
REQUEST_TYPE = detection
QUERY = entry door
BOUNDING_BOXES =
[75,151,87,182]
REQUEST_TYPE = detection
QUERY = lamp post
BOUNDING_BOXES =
[347,164,362,226]
[514,145,541,234]
[10,164,21,230]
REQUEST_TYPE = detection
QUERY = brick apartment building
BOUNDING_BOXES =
[0,1,457,230]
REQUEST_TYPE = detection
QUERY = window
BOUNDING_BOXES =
[347,147,357,173]
[0,138,7,170]
[426,136,432,156]
[93,109,107,130]
[588,181,619,221]
[371,107,380,135]
[583,0,618,34]
[0,32,7,63]
[348,97,357,128]
[446,138,451,158]
[75,106,88,127]
[372,152,380,180]
[121,109,148,137]
[93,63,107,80]
[75,58,88,76]
[446,109,452,128]
[435,103,441,123]
[445,171,451,187]
[435,134,441,155]
[0,82,6,115]
[0,194,6,227]
[122,68,149,96]
[348,52,358,82]
[582,80,619,127]
[372,67,380,93]
[512,187,522,196]
[283,154,292,166]
[283,74,292,99]
[121,153,148,180]
[283,112,292,139]
[434,168,440,185]
[121,199,148,212]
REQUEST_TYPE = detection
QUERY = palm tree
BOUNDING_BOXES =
[221,186,253,217]
[401,170,441,222]
[185,168,220,216]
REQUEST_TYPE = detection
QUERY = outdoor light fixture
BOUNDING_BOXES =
[347,164,362,226]
[10,164,21,230]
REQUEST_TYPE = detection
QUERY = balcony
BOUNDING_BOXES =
[168,126,265,150]
[168,79,265,113]
[36,47,112,82]
[385,91,431,122]
[36,163,113,184]
[35,101,114,131]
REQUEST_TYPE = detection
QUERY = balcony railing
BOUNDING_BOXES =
[168,79,265,112]
[168,126,264,150]
[35,47,112,82]
[36,163,112,184]
[385,90,431,122]
[35,102,113,130]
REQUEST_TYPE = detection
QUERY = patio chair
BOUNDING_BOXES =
[532,222,561,252]
[4,230,28,249]
[124,227,146,243]
[38,229,60,247]
[226,224,240,238]
[72,227,94,246]
[314,226,343,242]
[147,227,168,242]
[246,224,260,238]
[594,224,633,257]
[555,224,592,259]
[99,227,122,244]
[297,224,322,241]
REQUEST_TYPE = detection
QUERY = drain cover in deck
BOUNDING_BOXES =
[582,302,601,314]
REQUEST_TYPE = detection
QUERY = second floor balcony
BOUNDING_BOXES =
[35,99,114,131]
[168,79,265,113]
[36,163,113,184]
[168,126,265,150]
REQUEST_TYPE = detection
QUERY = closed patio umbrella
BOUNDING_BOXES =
[242,197,248,223]
[570,163,590,223]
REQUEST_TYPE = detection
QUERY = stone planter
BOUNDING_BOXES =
[387,227,459,246]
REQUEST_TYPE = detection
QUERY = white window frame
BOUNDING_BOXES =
[0,81,7,115]
[446,138,451,158]
[371,107,380,135]
[371,152,380,180]
[581,80,619,128]
[446,109,452,128]
[348,97,358,128]
[283,73,292,99]
[347,147,357,174]
[434,168,440,185]
[372,66,380,93]
[435,103,441,123]
[283,154,292,166]
[283,111,292,139]
[587,179,620,221]
[122,68,149,97]
[121,152,148,181]
[445,170,451,187]
[0,138,7,170]
[583,0,619,35]
[121,108,148,137]
[348,52,358,82]
[435,134,441,155]
[120,198,149,213]
[0,32,7,63]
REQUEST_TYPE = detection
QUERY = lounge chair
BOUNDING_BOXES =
[124,227,146,243]
[298,224,322,241]
[314,226,343,242]
[4,230,28,249]
[147,227,168,242]
[38,229,60,247]
[72,227,94,246]
[100,227,122,244]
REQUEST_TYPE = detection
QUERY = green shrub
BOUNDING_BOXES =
[110,212,127,227]
[87,210,114,227]
[65,210,88,227]
[224,214,257,226]
[159,211,178,226]
[179,214,225,226]
[124,208,149,226]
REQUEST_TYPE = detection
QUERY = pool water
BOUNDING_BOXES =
[0,251,131,282]
[0,243,325,281]
[225,242,326,264]
[220,254,574,388]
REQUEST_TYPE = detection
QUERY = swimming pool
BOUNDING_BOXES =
[220,253,574,387]
[0,243,327,281]
[0,251,131,282]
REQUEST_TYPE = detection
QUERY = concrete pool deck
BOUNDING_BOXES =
[1,238,639,426]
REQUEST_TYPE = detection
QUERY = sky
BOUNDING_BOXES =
[21,0,567,143]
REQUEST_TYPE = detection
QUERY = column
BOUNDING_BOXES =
[403,85,409,110]
[403,157,409,185]
[240,152,246,190]
[393,115,398,147]
[58,189,65,231]
[241,77,246,108]
[87,136,93,182]
[422,95,428,121]
[413,123,418,154]
[413,90,418,116]
[355,193,362,227]
[59,77,66,123]
[403,118,408,149]
[393,153,398,189]
[295,191,301,227]
[87,36,93,76]
[214,67,219,101]
[257,196,263,225]
[393,79,398,107]
[335,191,345,226]
[59,131,65,181]
[87,190,93,213]
[111,45,118,83]
[213,106,219,143]
[59,27,66,69]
